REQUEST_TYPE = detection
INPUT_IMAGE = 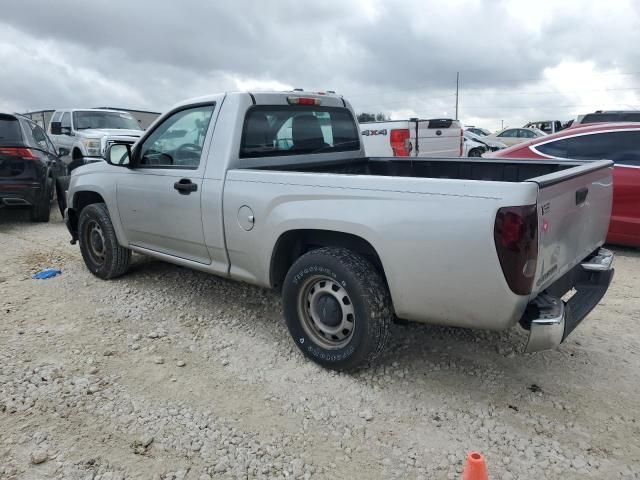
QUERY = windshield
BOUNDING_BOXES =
[73,111,140,130]
[465,131,483,142]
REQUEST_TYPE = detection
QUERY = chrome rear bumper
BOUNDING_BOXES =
[524,248,614,353]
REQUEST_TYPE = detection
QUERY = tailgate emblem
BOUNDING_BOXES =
[540,202,550,216]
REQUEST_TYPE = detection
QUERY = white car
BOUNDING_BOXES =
[465,130,506,152]
[484,127,546,147]
[463,132,488,157]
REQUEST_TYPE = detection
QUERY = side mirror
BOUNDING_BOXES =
[58,147,70,157]
[50,121,62,135]
[106,143,131,167]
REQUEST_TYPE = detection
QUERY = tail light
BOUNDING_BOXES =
[390,129,411,156]
[0,147,38,160]
[459,129,464,156]
[494,205,538,295]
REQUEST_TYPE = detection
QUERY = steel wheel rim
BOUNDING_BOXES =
[86,220,106,264]
[297,275,355,349]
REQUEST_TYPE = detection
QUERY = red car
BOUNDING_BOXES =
[488,123,640,247]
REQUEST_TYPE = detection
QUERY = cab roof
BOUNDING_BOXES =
[172,91,347,110]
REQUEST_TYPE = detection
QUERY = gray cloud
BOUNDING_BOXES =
[1,0,639,130]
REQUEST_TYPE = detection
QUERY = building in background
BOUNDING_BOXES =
[22,107,161,130]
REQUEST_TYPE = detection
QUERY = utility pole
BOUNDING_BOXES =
[501,120,504,130]
[455,72,459,120]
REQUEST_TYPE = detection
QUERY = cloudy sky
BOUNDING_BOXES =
[1,0,639,130]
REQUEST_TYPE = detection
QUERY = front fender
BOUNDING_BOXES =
[68,168,129,247]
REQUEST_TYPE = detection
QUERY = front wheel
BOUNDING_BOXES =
[78,203,131,279]
[282,247,393,370]
[468,148,483,157]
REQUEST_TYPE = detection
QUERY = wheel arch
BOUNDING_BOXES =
[269,229,388,291]
[67,190,107,237]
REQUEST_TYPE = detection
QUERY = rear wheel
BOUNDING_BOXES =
[30,177,52,222]
[468,148,483,157]
[282,247,392,370]
[78,203,131,279]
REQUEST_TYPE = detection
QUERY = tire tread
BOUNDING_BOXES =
[78,203,131,279]
[285,247,392,370]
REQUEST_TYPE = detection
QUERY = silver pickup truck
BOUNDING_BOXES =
[63,91,615,370]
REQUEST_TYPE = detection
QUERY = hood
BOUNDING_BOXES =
[484,139,536,158]
[76,128,143,138]
[482,138,507,149]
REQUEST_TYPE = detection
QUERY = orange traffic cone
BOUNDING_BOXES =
[462,452,489,480]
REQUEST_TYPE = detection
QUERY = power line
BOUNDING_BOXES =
[346,69,640,100]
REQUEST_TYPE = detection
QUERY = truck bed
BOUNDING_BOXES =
[254,156,580,183]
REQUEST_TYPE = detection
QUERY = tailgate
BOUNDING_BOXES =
[529,160,613,295]
[413,119,462,157]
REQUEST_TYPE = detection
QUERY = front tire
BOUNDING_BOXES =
[78,203,131,279]
[282,247,392,371]
[468,148,483,157]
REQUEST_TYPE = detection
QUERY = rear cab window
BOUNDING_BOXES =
[240,106,360,158]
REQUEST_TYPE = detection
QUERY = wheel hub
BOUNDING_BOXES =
[298,276,356,349]
[87,221,106,262]
[316,294,341,327]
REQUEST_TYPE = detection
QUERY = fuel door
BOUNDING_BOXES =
[237,205,255,231]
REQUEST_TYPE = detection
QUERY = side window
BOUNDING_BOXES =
[566,132,615,160]
[51,111,62,124]
[19,118,49,151]
[564,131,640,165]
[139,104,215,169]
[535,139,568,158]
[32,123,52,151]
[519,129,534,138]
[35,124,57,154]
[61,112,71,132]
[497,130,515,138]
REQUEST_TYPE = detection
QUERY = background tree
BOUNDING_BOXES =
[357,112,390,122]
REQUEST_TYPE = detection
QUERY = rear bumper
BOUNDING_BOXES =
[0,183,42,206]
[523,248,614,352]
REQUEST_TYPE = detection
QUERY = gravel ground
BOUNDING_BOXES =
[1,207,639,480]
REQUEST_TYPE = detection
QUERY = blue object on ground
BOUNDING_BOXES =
[32,268,62,280]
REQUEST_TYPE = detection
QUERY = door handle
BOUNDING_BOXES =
[575,187,589,206]
[174,179,197,195]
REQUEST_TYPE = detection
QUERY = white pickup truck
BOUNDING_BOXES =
[64,91,615,370]
[360,118,463,157]
[49,109,144,172]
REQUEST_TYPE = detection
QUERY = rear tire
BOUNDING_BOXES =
[282,247,392,371]
[30,178,52,222]
[56,176,71,217]
[78,203,131,279]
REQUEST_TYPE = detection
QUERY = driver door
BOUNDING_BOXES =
[115,103,217,264]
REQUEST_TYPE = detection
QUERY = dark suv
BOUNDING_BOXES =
[0,113,68,222]
[575,110,640,126]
